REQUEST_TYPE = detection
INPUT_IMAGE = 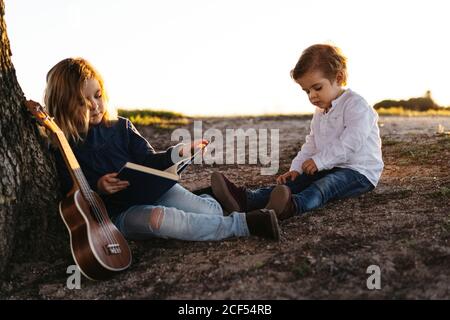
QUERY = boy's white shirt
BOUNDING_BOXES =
[289,88,384,187]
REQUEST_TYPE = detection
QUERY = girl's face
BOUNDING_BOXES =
[81,78,105,125]
[296,70,344,111]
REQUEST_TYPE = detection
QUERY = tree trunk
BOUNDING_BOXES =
[0,0,67,278]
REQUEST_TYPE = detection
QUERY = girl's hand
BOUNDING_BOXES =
[97,173,130,195]
[179,139,209,157]
[193,139,209,155]
[302,159,318,175]
[276,170,300,185]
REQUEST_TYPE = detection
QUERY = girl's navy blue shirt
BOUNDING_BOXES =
[53,116,176,218]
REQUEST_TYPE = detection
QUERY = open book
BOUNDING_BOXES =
[114,146,204,205]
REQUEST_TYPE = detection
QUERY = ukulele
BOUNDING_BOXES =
[26,100,132,280]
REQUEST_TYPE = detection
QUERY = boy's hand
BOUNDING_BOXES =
[276,170,300,184]
[97,173,130,195]
[302,159,318,175]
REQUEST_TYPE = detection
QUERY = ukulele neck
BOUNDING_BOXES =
[54,131,92,197]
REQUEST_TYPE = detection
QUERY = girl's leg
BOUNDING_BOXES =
[292,168,374,214]
[155,183,223,215]
[114,204,249,241]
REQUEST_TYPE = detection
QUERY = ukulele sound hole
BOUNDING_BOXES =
[105,244,122,255]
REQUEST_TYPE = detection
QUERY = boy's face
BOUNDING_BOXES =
[82,78,105,125]
[295,70,343,111]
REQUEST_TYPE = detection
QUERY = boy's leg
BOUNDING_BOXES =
[246,186,275,211]
[292,168,374,214]
[284,169,333,193]
[246,170,333,211]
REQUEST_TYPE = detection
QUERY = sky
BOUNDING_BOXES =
[4,0,450,116]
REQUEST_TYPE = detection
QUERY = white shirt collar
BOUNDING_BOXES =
[321,88,350,115]
[331,88,351,108]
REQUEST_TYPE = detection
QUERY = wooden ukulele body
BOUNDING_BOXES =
[59,190,131,280]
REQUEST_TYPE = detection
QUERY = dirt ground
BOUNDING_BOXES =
[1,115,450,299]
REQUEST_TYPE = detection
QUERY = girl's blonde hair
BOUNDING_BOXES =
[291,44,348,86]
[44,57,117,143]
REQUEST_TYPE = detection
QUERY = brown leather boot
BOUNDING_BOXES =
[211,172,247,214]
[245,209,280,241]
[265,185,296,220]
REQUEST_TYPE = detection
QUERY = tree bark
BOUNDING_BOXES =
[0,0,67,278]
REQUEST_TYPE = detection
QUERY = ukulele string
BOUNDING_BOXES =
[89,186,122,248]
[75,170,119,247]
[74,170,116,244]
[78,171,119,247]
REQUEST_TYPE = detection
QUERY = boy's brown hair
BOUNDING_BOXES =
[291,44,348,86]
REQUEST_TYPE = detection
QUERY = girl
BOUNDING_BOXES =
[211,44,384,220]
[44,57,280,241]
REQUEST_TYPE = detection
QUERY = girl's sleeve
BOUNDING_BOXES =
[312,97,376,171]
[289,114,318,173]
[126,119,183,170]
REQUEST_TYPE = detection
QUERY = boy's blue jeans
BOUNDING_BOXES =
[113,183,249,241]
[247,168,374,214]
